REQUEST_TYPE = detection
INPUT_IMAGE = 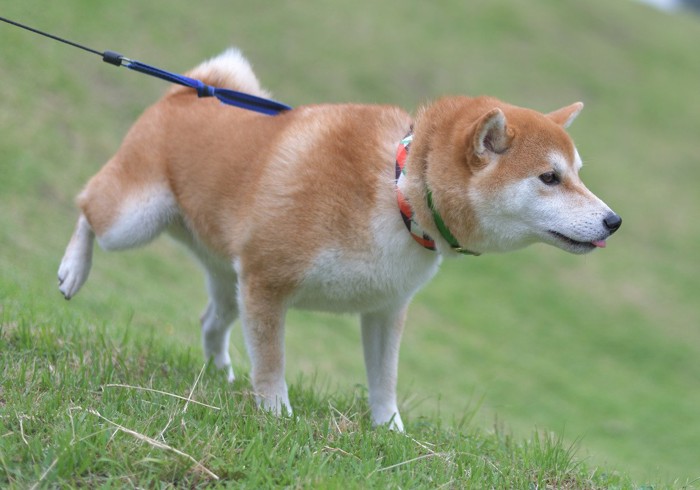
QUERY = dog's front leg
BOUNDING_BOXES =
[361,304,408,431]
[238,280,292,416]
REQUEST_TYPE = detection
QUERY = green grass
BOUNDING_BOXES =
[1,306,633,488]
[2,0,700,487]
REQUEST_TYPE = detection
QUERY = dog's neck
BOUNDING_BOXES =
[395,132,480,256]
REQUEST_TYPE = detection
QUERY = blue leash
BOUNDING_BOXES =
[1,16,292,116]
[102,51,292,115]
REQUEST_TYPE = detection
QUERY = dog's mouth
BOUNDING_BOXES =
[548,230,606,252]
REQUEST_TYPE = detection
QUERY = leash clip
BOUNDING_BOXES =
[102,50,130,67]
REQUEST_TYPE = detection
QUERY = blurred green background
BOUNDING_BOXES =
[1,0,699,482]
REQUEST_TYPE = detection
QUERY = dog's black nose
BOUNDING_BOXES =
[603,212,622,233]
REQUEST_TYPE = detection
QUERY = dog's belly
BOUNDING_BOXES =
[290,248,440,313]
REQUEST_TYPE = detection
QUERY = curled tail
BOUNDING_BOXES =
[176,48,272,99]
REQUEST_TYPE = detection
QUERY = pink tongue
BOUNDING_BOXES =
[592,240,607,248]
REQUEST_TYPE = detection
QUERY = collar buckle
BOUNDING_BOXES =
[452,246,481,256]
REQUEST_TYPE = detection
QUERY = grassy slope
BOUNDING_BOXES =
[1,0,699,485]
[1,310,634,489]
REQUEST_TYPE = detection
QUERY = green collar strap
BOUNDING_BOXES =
[396,132,480,256]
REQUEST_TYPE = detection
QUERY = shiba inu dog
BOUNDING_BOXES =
[58,49,621,431]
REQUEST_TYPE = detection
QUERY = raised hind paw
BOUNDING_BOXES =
[58,253,91,299]
[58,215,94,300]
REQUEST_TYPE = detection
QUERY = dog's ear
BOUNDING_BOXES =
[473,108,512,157]
[547,102,584,128]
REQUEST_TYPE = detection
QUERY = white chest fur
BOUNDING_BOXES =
[290,211,441,313]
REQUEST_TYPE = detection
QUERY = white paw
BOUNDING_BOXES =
[372,409,404,432]
[206,350,235,383]
[387,414,404,432]
[224,365,235,383]
[255,389,293,417]
[215,357,235,383]
[57,251,92,300]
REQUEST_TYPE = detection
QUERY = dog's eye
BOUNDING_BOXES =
[539,172,560,185]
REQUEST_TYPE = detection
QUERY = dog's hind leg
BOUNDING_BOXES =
[58,153,177,299]
[200,264,239,382]
[361,304,409,431]
[58,214,95,300]
[167,224,240,382]
[89,185,177,252]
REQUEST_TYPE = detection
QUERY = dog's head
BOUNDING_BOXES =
[417,96,621,255]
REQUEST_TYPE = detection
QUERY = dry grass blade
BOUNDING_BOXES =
[102,382,220,410]
[17,415,29,446]
[183,363,207,414]
[82,407,219,481]
[28,458,58,490]
[374,453,444,473]
[321,445,361,460]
